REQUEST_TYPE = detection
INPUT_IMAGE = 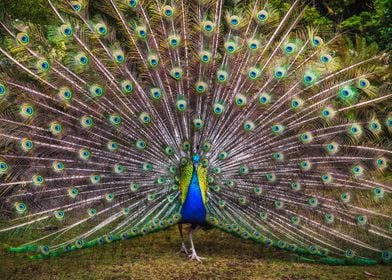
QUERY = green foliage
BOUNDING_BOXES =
[302,7,334,29]
[1,0,390,50]
[339,0,392,50]
[0,0,56,25]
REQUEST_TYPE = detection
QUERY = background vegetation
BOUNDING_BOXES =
[0,0,391,50]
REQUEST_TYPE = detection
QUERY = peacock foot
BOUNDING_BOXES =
[188,249,206,262]
[179,242,189,255]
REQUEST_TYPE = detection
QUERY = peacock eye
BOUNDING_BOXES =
[218,151,228,160]
[202,21,214,33]
[162,5,173,17]
[244,120,256,132]
[106,193,115,201]
[271,123,284,135]
[0,160,8,173]
[265,173,276,182]
[37,59,50,71]
[195,81,207,93]
[320,106,336,120]
[275,200,283,209]
[320,55,330,63]
[17,32,30,45]
[60,24,73,37]
[135,139,146,150]
[216,70,228,83]
[164,146,174,156]
[121,80,133,94]
[283,43,296,54]
[291,181,301,191]
[239,165,249,174]
[202,141,211,152]
[109,114,122,126]
[128,0,138,8]
[80,116,93,128]
[81,57,87,64]
[142,162,153,171]
[53,161,65,172]
[256,10,269,23]
[176,98,187,111]
[290,97,304,110]
[32,174,45,186]
[150,88,162,100]
[273,152,284,160]
[308,197,318,207]
[341,192,351,203]
[312,36,323,47]
[171,67,183,80]
[229,15,240,27]
[382,250,391,262]
[147,54,159,68]
[193,118,204,130]
[299,160,312,171]
[247,67,261,80]
[224,41,237,54]
[199,50,212,63]
[235,93,247,106]
[0,83,6,98]
[357,78,370,89]
[54,210,65,221]
[180,141,190,152]
[117,55,124,62]
[274,67,286,79]
[71,1,82,11]
[387,117,392,127]
[213,103,225,115]
[79,148,91,160]
[265,239,272,246]
[258,93,271,105]
[345,249,355,258]
[15,202,27,213]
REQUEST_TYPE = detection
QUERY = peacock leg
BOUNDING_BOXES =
[188,225,206,262]
[178,224,189,254]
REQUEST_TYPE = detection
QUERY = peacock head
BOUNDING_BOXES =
[192,154,200,164]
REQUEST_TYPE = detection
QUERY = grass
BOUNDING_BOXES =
[0,227,391,280]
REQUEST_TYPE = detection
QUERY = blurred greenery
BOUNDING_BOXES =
[0,0,391,50]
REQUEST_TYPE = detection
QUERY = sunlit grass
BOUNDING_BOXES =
[1,227,391,279]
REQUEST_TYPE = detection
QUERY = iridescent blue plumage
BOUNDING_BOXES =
[180,155,206,225]
[180,170,206,225]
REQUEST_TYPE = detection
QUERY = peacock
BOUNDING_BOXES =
[0,0,391,265]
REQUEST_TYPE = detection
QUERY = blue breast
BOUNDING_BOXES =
[180,170,207,225]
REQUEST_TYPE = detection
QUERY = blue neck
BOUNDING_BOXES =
[180,169,206,225]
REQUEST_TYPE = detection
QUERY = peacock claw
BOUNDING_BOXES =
[188,252,206,262]
[179,242,189,254]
